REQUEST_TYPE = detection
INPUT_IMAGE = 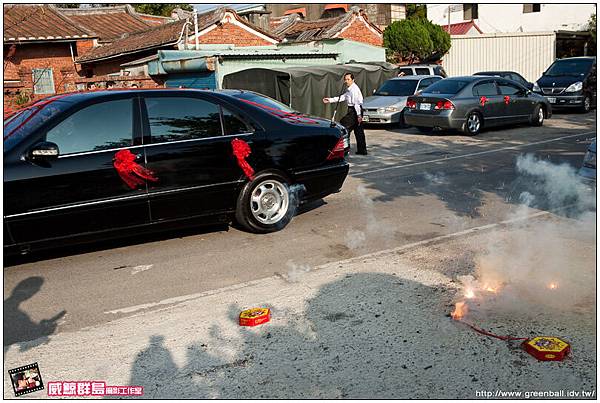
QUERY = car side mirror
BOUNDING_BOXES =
[29,141,59,162]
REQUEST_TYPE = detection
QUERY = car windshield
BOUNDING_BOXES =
[545,59,594,77]
[374,80,418,96]
[422,79,470,95]
[4,98,72,153]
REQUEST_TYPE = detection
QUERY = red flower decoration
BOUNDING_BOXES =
[113,149,158,189]
[504,95,511,105]
[479,96,488,107]
[231,138,255,180]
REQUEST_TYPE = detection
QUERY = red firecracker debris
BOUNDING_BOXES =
[239,308,271,326]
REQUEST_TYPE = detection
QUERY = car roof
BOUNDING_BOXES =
[474,71,518,75]
[400,64,439,68]
[391,75,439,80]
[555,56,596,61]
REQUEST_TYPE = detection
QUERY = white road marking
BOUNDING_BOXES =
[131,264,153,275]
[354,131,596,177]
[104,208,558,316]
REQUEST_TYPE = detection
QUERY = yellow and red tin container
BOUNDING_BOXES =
[239,308,271,327]
[523,336,570,361]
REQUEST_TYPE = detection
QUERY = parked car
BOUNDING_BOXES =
[533,56,596,112]
[397,64,448,78]
[473,71,533,90]
[3,89,350,255]
[578,139,596,184]
[362,75,443,125]
[403,76,552,136]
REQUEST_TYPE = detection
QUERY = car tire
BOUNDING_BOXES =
[580,94,591,113]
[531,104,544,126]
[235,171,297,234]
[415,126,433,133]
[462,112,482,136]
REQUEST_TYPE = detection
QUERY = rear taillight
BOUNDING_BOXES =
[327,137,345,160]
[434,100,455,110]
[406,99,417,109]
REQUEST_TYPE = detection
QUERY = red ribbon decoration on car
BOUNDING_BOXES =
[113,149,158,189]
[231,138,255,180]
[504,95,510,105]
[479,96,488,107]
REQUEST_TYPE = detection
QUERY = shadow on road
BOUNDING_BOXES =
[4,277,66,354]
[124,272,594,398]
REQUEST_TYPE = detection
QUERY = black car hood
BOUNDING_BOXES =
[537,74,586,87]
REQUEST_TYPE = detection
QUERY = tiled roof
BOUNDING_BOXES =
[440,21,483,35]
[275,7,382,42]
[3,4,94,42]
[59,5,151,43]
[76,7,280,64]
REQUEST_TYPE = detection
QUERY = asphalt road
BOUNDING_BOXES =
[4,111,596,349]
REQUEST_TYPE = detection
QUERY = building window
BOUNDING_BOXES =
[523,4,541,13]
[463,4,478,20]
[32,68,55,95]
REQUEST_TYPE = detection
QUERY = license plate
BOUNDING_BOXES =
[362,115,369,122]
[547,97,556,104]
[419,103,431,110]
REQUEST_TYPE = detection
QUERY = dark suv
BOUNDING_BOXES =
[533,57,596,112]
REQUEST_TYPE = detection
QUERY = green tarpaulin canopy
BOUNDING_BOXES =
[222,63,399,119]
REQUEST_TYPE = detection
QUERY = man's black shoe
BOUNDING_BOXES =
[356,151,368,155]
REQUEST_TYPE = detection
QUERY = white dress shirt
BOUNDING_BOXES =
[327,82,363,116]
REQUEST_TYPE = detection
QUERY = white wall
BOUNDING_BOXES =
[442,32,556,82]
[427,4,596,33]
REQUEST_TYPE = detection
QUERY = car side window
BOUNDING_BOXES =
[472,82,498,96]
[145,97,222,143]
[399,68,413,76]
[498,81,523,95]
[415,68,430,75]
[417,78,432,91]
[46,98,133,155]
[222,107,253,135]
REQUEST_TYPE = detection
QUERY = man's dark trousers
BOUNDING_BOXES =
[340,106,367,154]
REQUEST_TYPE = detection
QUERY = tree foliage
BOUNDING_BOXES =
[383,17,450,63]
[405,4,427,20]
[132,4,193,17]
[589,13,596,45]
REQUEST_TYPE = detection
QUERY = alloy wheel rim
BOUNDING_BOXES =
[585,97,590,111]
[250,180,289,225]
[468,114,480,132]
[538,108,544,123]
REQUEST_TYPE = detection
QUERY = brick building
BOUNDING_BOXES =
[74,7,280,86]
[3,4,97,111]
[273,7,383,47]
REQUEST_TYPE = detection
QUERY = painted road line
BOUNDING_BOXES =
[354,131,596,177]
[103,208,559,316]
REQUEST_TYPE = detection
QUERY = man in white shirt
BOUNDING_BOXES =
[323,73,368,155]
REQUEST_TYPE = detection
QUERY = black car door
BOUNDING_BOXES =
[497,80,533,123]
[4,95,151,244]
[140,94,256,222]
[472,80,503,126]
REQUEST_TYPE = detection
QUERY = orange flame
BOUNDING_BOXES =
[451,301,469,320]
[548,282,559,290]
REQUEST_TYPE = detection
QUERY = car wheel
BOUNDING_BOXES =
[581,95,591,113]
[235,171,296,233]
[462,112,482,136]
[415,126,433,133]
[531,104,544,126]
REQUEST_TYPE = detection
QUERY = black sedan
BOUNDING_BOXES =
[4,89,349,255]
[403,76,552,136]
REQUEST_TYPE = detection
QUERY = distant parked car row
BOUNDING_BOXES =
[363,57,596,135]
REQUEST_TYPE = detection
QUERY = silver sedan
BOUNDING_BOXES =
[362,75,442,125]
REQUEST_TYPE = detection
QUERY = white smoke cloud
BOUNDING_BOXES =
[285,260,312,283]
[344,185,395,250]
